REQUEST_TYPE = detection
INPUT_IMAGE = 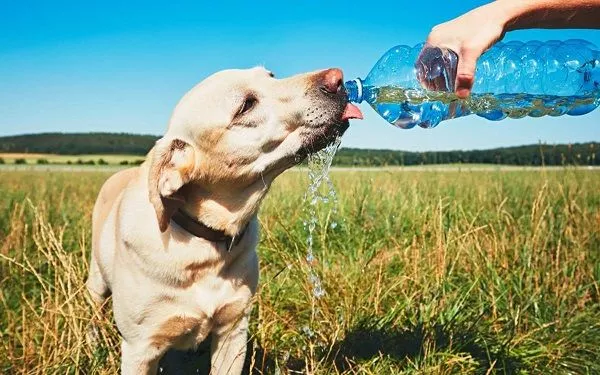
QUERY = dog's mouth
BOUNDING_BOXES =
[297,102,362,159]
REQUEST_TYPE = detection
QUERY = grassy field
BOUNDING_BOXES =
[1,168,599,374]
[0,153,144,165]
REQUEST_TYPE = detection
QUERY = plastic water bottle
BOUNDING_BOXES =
[344,40,600,129]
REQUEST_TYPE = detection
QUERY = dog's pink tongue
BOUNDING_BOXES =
[342,103,363,120]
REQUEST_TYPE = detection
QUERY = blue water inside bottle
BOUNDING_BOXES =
[345,40,600,129]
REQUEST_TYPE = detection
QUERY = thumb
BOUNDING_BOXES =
[455,48,479,99]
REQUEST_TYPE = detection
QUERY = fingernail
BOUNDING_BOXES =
[456,88,470,98]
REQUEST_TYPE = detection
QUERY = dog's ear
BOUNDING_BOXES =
[148,138,196,232]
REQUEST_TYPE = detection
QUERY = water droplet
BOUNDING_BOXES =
[301,325,315,338]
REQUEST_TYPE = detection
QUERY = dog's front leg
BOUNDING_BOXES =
[121,340,162,375]
[210,316,249,375]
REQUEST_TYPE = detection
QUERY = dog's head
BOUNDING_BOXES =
[148,67,362,232]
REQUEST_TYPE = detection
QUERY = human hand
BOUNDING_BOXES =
[425,2,512,98]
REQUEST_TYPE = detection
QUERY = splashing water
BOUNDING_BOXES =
[303,136,341,299]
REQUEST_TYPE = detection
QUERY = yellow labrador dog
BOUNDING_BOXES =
[86,67,362,374]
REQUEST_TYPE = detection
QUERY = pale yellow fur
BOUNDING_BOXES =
[86,67,349,374]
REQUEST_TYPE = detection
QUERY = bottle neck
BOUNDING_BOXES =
[344,78,364,103]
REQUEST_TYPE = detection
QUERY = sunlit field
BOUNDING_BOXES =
[0,153,144,166]
[1,168,599,374]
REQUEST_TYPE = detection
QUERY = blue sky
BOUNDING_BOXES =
[1,0,599,151]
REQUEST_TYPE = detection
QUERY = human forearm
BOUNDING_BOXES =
[498,0,600,31]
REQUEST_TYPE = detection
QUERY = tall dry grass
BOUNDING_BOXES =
[1,169,599,374]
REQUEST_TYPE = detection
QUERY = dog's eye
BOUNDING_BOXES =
[238,96,258,116]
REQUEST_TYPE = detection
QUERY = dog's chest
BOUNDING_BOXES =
[191,275,249,323]
[141,233,258,351]
[154,274,251,350]
[174,245,256,321]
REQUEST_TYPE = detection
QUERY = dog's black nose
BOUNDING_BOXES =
[319,68,344,94]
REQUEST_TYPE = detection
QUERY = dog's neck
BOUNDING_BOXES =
[179,178,271,237]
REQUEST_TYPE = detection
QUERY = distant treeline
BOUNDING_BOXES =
[0,133,159,155]
[0,132,597,166]
[335,143,599,166]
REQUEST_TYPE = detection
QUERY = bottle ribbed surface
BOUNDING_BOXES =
[472,39,599,96]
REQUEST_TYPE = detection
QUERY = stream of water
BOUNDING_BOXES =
[303,136,341,299]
